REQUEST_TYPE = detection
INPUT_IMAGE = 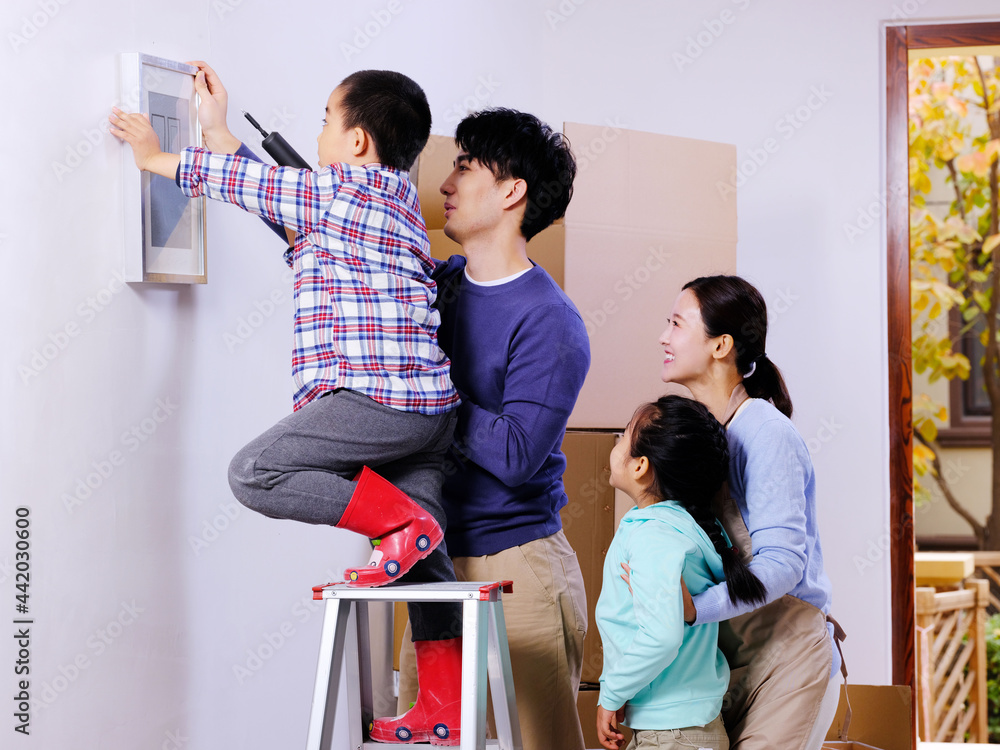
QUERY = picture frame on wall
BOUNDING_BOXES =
[120,53,207,284]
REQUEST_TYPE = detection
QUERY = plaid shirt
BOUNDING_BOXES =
[178,148,459,415]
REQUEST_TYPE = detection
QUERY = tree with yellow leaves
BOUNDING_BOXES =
[911,55,1000,548]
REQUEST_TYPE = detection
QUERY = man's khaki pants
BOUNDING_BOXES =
[397,530,587,750]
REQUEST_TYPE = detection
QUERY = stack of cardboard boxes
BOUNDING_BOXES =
[558,122,737,747]
[404,122,914,749]
[405,124,738,748]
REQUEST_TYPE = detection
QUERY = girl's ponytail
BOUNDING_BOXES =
[629,395,767,607]
[680,501,767,606]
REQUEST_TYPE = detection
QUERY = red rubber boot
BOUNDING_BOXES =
[337,467,443,587]
[370,637,462,745]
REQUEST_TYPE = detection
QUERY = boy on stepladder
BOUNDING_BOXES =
[596,396,766,750]
[110,69,464,632]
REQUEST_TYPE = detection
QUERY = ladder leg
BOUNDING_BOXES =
[461,599,489,750]
[306,598,351,750]
[487,598,522,750]
[350,601,374,747]
[344,602,365,750]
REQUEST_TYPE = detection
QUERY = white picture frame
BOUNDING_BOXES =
[120,53,207,284]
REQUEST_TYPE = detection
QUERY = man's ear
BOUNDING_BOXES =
[501,177,528,210]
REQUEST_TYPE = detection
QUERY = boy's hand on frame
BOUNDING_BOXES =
[109,107,180,178]
[188,60,241,154]
[596,704,625,750]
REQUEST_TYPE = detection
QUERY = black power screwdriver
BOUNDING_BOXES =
[242,110,312,169]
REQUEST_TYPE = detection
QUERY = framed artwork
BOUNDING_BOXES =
[120,54,207,284]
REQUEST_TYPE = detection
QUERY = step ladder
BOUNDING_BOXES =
[306,580,523,750]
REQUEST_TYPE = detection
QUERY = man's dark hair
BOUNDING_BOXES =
[455,108,577,241]
[338,70,431,171]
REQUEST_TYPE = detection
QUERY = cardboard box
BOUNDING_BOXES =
[577,688,633,750]
[411,126,737,431]
[823,684,912,750]
[561,123,737,429]
[560,430,618,683]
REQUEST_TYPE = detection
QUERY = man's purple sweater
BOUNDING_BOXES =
[433,255,591,557]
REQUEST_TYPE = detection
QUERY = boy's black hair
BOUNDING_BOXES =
[338,70,431,172]
[454,108,577,241]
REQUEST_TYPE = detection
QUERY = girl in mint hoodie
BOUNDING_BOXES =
[596,396,765,750]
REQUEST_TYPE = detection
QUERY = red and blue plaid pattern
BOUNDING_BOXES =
[179,148,459,415]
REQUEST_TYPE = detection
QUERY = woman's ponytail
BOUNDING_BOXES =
[743,355,792,419]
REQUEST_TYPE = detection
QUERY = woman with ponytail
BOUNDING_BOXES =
[595,395,762,750]
[650,275,843,750]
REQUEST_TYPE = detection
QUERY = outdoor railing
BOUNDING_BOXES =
[915,578,989,743]
[972,551,1000,615]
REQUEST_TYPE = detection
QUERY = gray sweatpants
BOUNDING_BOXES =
[228,388,462,641]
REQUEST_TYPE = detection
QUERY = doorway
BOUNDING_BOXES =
[885,17,1000,698]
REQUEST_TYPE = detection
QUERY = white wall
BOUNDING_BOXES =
[3,1,997,748]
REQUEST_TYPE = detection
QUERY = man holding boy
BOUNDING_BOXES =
[386,108,591,750]
[113,75,590,747]
[110,67,467,724]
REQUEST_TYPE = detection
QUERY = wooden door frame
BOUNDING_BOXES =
[886,17,1000,695]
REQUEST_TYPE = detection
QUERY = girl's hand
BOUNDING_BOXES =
[596,705,625,750]
[619,562,632,594]
[622,563,697,623]
[681,577,696,624]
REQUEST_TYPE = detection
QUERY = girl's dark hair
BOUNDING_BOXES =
[454,108,577,240]
[683,275,793,418]
[338,70,431,171]
[629,395,766,607]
